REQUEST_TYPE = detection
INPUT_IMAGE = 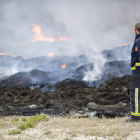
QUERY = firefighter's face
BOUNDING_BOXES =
[135,29,140,36]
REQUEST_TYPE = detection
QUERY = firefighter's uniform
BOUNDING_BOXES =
[131,33,140,120]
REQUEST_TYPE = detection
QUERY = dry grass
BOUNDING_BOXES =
[0,115,140,140]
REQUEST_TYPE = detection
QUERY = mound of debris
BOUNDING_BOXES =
[0,44,132,118]
[0,75,131,118]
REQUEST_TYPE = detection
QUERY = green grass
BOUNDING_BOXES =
[12,118,19,122]
[0,121,8,128]
[8,130,21,135]
[18,114,48,130]
[28,114,48,123]
[70,133,77,137]
[45,131,52,135]
[21,118,28,122]
[18,122,34,130]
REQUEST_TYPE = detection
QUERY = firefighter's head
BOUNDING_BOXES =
[135,23,140,36]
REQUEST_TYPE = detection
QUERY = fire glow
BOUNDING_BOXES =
[22,42,29,47]
[124,42,132,45]
[30,22,56,43]
[59,36,72,42]
[48,52,55,57]
[12,55,18,58]
[87,51,93,57]
[62,64,66,69]
[0,52,5,55]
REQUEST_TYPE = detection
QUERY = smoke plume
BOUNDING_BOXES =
[0,0,139,58]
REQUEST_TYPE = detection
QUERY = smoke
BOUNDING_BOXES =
[0,0,139,58]
[83,51,106,82]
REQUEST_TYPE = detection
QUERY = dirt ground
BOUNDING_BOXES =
[0,115,140,140]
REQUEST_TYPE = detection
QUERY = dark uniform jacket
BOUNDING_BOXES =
[131,34,140,73]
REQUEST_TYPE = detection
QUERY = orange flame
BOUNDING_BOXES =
[22,42,29,47]
[62,64,66,69]
[30,22,55,43]
[12,55,18,58]
[0,52,5,55]
[124,42,132,45]
[87,51,93,57]
[48,52,55,57]
[59,36,72,42]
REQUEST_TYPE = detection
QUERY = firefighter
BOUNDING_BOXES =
[126,23,140,122]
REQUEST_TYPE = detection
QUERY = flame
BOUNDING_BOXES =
[12,55,18,58]
[48,52,55,57]
[30,22,55,43]
[22,42,29,47]
[59,36,72,42]
[0,52,5,55]
[62,64,66,69]
[47,17,50,22]
[87,51,93,57]
[124,42,132,45]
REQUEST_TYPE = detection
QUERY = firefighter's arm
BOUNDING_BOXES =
[131,43,137,67]
[136,43,140,61]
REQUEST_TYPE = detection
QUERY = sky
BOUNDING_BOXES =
[0,0,140,58]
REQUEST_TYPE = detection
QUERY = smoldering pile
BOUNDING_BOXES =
[0,44,132,118]
[0,75,131,118]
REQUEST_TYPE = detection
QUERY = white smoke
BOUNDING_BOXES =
[0,65,18,76]
[83,52,106,82]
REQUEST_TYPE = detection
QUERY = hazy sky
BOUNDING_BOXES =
[0,0,140,58]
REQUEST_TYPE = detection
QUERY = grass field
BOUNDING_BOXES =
[0,114,140,140]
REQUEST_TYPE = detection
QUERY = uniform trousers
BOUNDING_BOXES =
[130,72,140,120]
